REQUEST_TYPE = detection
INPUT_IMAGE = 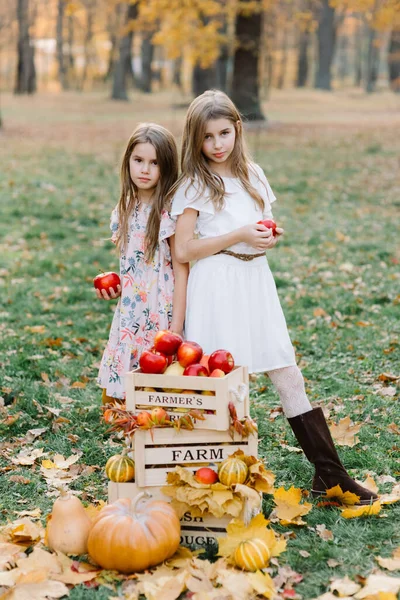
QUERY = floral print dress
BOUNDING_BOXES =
[98,203,176,399]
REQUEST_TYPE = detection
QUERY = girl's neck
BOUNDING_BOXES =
[207,157,234,179]
[137,189,155,205]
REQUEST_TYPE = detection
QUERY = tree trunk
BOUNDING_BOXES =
[354,18,363,87]
[231,0,264,120]
[297,29,310,87]
[139,32,154,93]
[337,33,350,82]
[15,0,36,94]
[388,28,400,92]
[67,12,75,82]
[192,64,217,96]
[111,3,137,100]
[172,56,182,88]
[56,0,67,89]
[277,26,289,89]
[314,0,336,90]
[365,25,380,93]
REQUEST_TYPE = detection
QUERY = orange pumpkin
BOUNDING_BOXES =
[105,452,135,482]
[234,538,271,571]
[218,457,248,486]
[87,493,180,573]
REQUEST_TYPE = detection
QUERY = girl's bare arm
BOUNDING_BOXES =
[169,235,189,335]
[174,208,278,263]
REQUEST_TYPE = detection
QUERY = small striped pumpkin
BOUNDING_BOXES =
[234,538,271,571]
[218,457,248,486]
[105,453,135,482]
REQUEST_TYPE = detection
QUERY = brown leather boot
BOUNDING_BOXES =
[288,407,378,505]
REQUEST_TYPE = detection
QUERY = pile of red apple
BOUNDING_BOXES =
[139,331,235,378]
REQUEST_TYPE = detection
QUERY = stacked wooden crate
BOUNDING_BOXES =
[108,365,259,547]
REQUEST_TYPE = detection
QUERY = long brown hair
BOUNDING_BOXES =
[168,90,264,211]
[115,123,178,261]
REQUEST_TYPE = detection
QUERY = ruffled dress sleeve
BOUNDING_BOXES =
[110,206,119,244]
[159,209,176,241]
[249,163,277,219]
[171,179,215,217]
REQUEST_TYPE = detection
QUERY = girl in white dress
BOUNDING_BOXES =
[97,123,189,401]
[170,90,376,505]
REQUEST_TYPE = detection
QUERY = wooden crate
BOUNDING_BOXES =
[125,366,249,431]
[108,481,259,548]
[134,428,258,488]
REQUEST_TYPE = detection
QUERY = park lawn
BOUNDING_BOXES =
[0,90,399,599]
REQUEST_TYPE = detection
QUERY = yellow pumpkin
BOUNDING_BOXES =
[218,457,248,486]
[105,452,135,482]
[234,538,271,571]
[87,493,181,573]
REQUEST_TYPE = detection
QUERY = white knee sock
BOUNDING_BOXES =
[267,366,312,418]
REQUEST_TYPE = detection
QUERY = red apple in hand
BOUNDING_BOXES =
[183,364,209,377]
[208,350,235,374]
[93,271,121,292]
[257,219,277,236]
[153,330,183,356]
[195,467,219,485]
[139,348,168,374]
[177,341,203,367]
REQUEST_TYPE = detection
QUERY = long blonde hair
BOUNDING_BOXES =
[169,90,264,211]
[115,123,178,262]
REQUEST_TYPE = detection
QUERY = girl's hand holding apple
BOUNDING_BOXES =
[239,223,277,251]
[95,285,122,300]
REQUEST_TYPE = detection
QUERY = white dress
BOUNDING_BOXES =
[171,163,296,374]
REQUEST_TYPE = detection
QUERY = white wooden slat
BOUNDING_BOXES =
[143,443,253,467]
[134,390,217,410]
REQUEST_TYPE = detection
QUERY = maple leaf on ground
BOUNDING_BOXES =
[272,486,312,525]
[330,575,361,596]
[376,547,400,571]
[218,513,286,566]
[329,416,361,447]
[325,485,360,506]
[341,500,381,519]
[315,524,334,541]
[0,579,69,599]
[0,543,26,570]
[1,518,44,545]
[379,483,400,505]
[355,475,379,495]
[354,574,400,598]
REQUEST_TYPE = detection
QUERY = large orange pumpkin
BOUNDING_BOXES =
[87,492,180,573]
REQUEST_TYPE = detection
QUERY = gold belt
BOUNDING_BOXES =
[216,250,265,261]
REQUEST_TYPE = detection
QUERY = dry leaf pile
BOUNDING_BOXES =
[161,451,275,519]
[313,572,400,600]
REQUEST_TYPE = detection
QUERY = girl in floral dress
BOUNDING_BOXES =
[97,123,189,401]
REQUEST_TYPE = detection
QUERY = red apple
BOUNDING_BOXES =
[257,219,277,236]
[93,271,121,293]
[200,354,210,370]
[208,350,235,374]
[177,341,203,367]
[136,411,152,428]
[183,363,209,377]
[151,407,169,425]
[210,369,225,378]
[139,349,168,374]
[195,467,219,485]
[153,330,183,356]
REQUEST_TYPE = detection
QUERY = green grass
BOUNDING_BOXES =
[0,102,399,599]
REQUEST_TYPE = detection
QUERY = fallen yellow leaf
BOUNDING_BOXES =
[341,500,381,519]
[376,548,400,571]
[329,416,361,447]
[325,485,360,506]
[273,486,312,524]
